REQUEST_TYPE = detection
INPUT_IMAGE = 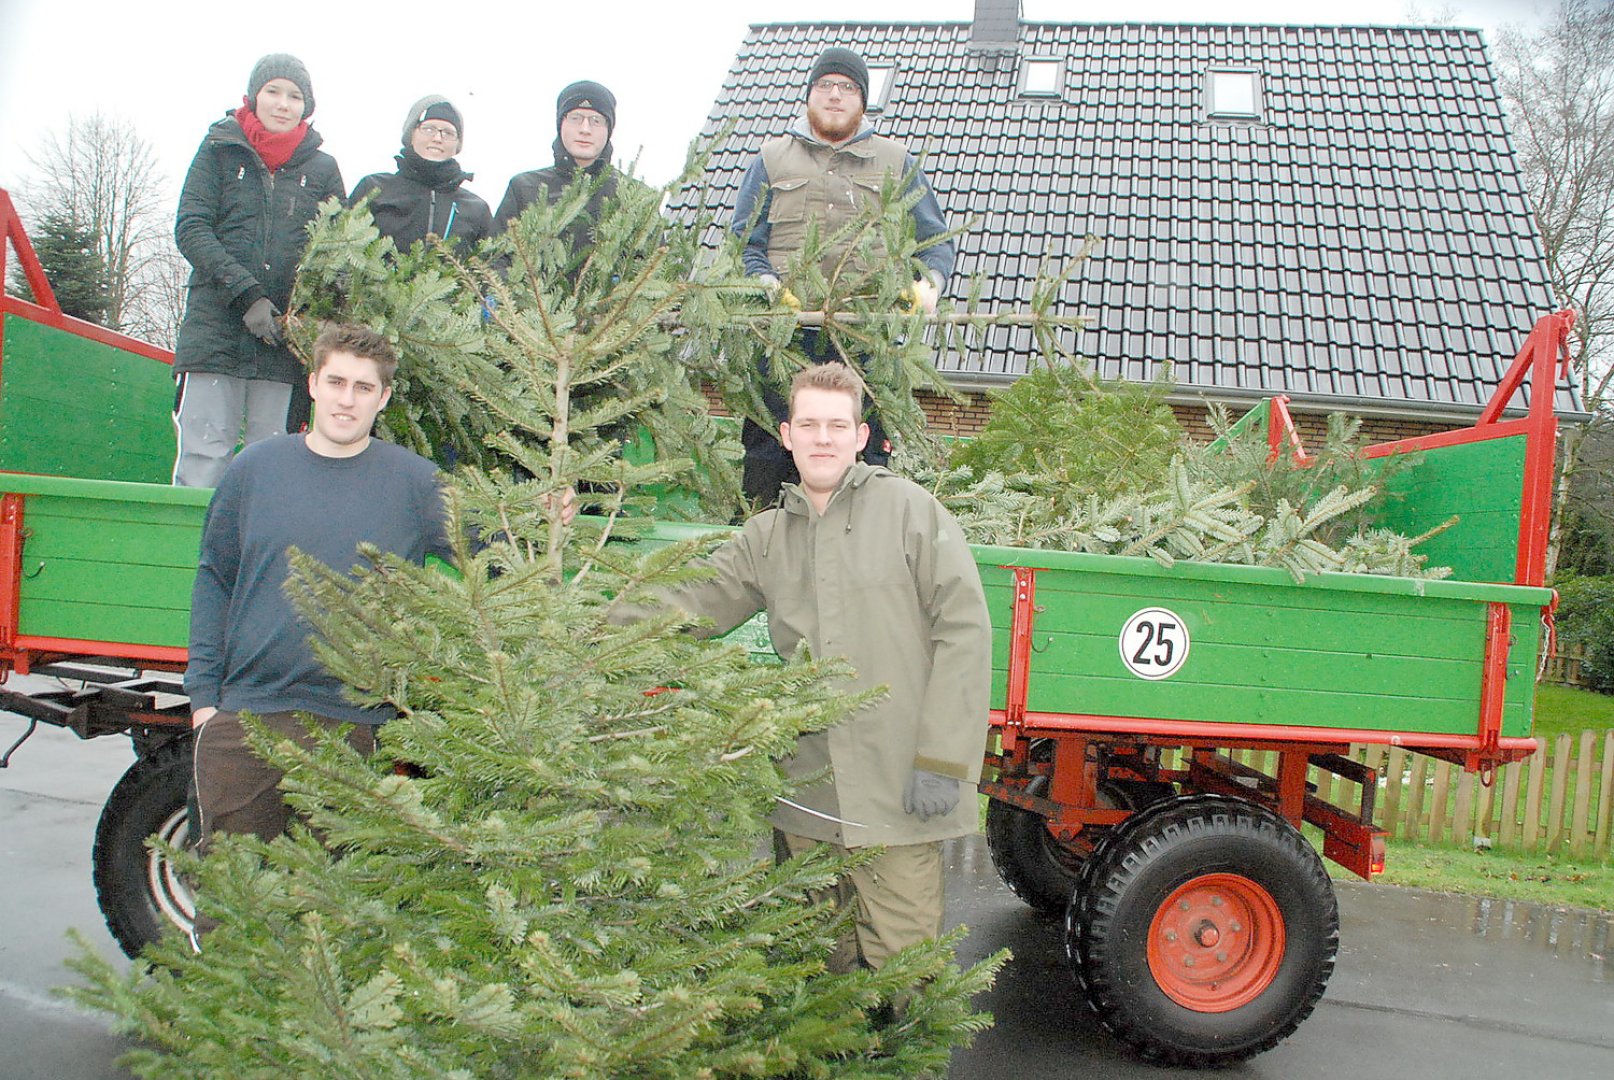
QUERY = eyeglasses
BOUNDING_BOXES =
[812,78,861,97]
[415,123,459,141]
[563,111,609,130]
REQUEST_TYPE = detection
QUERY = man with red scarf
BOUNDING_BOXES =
[172,54,344,487]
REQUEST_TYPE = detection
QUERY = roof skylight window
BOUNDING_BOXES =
[866,63,896,112]
[1207,69,1262,120]
[1207,68,1265,120]
[1020,57,1064,98]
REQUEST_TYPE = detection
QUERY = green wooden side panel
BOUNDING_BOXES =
[1369,435,1527,585]
[6,471,1548,741]
[14,478,206,648]
[0,314,176,482]
[976,555,1547,740]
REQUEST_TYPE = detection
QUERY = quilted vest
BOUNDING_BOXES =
[761,131,910,283]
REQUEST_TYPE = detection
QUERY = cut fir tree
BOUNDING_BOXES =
[67,152,1008,1079]
[895,360,1451,582]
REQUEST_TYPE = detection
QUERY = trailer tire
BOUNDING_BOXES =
[1066,794,1337,1066]
[93,739,196,957]
[986,776,1168,914]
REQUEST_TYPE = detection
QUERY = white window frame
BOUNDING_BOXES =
[865,62,896,112]
[1206,68,1263,121]
[1019,57,1065,99]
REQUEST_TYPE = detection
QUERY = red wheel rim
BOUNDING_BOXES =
[1146,872,1285,1013]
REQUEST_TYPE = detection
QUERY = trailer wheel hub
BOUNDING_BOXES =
[1147,872,1285,1012]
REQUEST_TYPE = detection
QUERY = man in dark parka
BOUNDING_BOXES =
[492,80,644,263]
[171,54,343,486]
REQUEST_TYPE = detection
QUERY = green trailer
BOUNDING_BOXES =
[0,189,1577,1066]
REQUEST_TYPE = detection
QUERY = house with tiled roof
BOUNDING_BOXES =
[676,0,1586,442]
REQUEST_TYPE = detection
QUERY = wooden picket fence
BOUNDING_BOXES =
[1541,642,1590,687]
[1229,730,1614,860]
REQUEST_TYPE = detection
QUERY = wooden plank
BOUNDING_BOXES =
[17,596,190,648]
[21,561,197,606]
[1382,747,1406,832]
[1428,759,1453,843]
[1474,771,1497,842]
[1452,769,1475,845]
[1597,732,1614,859]
[1314,755,1337,809]
[1545,734,1572,855]
[1522,746,1547,852]
[1028,672,1490,736]
[1499,757,1523,849]
[1570,730,1596,857]
[1405,753,1428,840]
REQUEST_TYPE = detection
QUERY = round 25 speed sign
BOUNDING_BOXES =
[1119,607,1190,680]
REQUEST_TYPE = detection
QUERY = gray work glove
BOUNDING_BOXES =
[242,297,283,346]
[903,768,961,822]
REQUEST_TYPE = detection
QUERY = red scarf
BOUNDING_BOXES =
[235,100,308,174]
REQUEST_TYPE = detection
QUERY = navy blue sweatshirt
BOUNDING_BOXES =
[185,435,451,723]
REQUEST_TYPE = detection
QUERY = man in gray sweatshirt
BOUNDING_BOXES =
[185,323,451,933]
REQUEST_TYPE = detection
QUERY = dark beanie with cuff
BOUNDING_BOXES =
[806,47,868,104]
[402,95,464,147]
[247,53,315,119]
[555,80,617,136]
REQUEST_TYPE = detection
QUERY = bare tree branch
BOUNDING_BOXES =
[19,112,182,344]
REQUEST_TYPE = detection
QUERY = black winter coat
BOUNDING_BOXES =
[349,150,492,256]
[172,115,343,383]
[492,139,643,255]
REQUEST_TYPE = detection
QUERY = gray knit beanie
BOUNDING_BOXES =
[247,53,315,119]
[402,95,463,147]
[555,80,617,136]
[806,47,868,104]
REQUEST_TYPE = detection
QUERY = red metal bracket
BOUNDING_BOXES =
[0,493,25,678]
[1000,565,1039,757]
[1476,602,1512,759]
[1266,394,1315,466]
[0,189,59,314]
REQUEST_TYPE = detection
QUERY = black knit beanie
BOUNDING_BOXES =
[247,53,315,119]
[402,95,463,147]
[555,80,617,136]
[806,47,868,104]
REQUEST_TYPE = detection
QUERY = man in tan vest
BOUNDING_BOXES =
[730,46,955,506]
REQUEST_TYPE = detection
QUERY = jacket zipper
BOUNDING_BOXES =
[428,189,438,236]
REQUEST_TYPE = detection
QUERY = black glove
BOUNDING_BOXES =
[242,297,283,345]
[903,768,961,822]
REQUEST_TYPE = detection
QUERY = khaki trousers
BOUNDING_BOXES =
[777,830,945,973]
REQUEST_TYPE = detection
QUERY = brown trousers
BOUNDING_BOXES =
[190,710,377,936]
[777,830,945,973]
[192,710,378,850]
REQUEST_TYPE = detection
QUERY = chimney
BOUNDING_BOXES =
[969,0,1022,70]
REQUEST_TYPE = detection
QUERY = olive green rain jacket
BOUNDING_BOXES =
[660,462,992,848]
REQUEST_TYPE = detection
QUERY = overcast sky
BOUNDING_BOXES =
[0,0,1551,219]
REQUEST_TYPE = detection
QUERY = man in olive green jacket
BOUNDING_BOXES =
[627,362,992,972]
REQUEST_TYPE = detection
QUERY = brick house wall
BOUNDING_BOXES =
[706,383,1457,446]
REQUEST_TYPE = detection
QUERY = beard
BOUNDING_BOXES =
[807,101,862,144]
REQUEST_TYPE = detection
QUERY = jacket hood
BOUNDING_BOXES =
[769,460,889,555]
[788,114,875,149]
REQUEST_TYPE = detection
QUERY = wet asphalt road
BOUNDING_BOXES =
[3,713,1611,1080]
